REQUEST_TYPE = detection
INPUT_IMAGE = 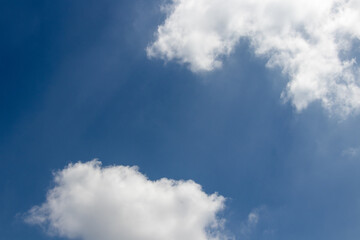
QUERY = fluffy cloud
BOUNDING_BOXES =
[25,160,228,240]
[147,0,360,116]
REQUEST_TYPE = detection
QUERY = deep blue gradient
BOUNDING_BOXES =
[1,1,360,240]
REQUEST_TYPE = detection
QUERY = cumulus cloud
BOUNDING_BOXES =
[25,160,228,240]
[147,0,360,116]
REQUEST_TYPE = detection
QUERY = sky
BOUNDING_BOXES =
[1,0,360,239]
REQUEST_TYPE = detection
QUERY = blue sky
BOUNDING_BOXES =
[1,1,360,240]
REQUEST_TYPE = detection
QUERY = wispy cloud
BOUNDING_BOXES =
[342,147,360,157]
[25,160,229,240]
[147,0,360,116]
[239,208,262,238]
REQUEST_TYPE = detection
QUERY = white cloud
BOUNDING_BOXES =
[147,0,360,116]
[25,160,228,240]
